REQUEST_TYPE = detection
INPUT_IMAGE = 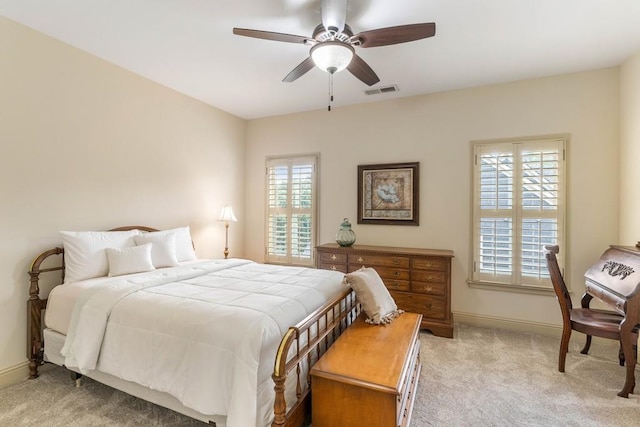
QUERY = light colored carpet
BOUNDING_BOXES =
[1,323,639,426]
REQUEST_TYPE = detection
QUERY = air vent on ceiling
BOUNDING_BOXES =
[364,85,399,96]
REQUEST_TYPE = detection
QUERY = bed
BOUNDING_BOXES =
[27,226,360,427]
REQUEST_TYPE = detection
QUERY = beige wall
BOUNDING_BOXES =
[620,51,640,244]
[0,17,246,379]
[245,68,620,329]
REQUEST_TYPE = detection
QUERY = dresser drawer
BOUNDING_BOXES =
[347,263,410,290]
[411,270,446,284]
[412,257,448,271]
[347,264,411,289]
[318,262,347,273]
[348,254,410,269]
[411,281,445,296]
[391,292,446,320]
[384,279,410,292]
[319,252,347,264]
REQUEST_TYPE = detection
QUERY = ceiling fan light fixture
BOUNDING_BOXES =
[310,41,354,74]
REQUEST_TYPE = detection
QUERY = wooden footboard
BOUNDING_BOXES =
[27,225,360,427]
[271,287,360,427]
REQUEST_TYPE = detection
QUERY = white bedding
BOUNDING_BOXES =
[47,259,345,427]
[45,259,204,335]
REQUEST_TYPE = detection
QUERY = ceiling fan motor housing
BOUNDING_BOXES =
[312,23,354,43]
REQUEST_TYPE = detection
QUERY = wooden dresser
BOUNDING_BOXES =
[311,312,422,427]
[316,243,454,338]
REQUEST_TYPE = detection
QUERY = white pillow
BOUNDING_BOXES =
[106,244,155,277]
[144,226,197,262]
[60,230,141,283]
[343,267,403,325]
[134,232,179,268]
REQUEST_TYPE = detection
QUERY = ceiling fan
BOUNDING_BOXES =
[232,0,436,87]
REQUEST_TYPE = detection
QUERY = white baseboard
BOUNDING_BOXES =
[453,311,562,337]
[0,361,30,388]
[452,311,619,349]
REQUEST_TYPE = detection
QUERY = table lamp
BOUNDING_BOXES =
[218,205,238,259]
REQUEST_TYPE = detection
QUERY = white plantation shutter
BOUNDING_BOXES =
[472,137,566,290]
[265,155,317,266]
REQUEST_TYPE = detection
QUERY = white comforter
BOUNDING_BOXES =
[61,259,345,427]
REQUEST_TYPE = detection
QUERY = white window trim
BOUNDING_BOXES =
[264,154,319,267]
[467,134,568,295]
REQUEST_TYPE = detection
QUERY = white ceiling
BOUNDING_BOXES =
[2,0,640,120]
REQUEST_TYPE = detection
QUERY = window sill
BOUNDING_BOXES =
[467,280,556,296]
[265,260,315,268]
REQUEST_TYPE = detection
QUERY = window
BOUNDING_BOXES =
[265,155,317,266]
[470,136,566,292]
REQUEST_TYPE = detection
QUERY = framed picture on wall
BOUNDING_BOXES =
[357,162,419,225]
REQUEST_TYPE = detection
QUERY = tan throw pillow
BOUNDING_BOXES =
[344,267,403,325]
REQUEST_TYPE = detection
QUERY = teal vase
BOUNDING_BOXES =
[336,218,356,247]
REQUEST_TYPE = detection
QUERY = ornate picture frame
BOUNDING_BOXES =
[357,162,419,225]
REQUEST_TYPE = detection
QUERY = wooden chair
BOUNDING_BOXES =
[544,245,639,372]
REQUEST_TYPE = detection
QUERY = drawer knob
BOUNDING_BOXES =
[330,265,337,271]
[426,286,433,292]
[427,275,434,280]
[393,271,400,277]
[393,260,400,265]
[357,257,364,263]
[425,303,433,309]
[331,254,337,261]
[425,262,433,268]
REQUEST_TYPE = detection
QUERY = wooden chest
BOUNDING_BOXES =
[316,243,454,338]
[311,312,423,427]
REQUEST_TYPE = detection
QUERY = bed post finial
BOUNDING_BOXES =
[28,268,42,379]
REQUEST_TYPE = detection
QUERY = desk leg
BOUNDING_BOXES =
[618,318,636,398]
[580,293,593,308]
[580,293,594,354]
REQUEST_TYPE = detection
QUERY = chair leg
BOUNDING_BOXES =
[559,328,571,372]
[580,335,592,355]
[618,343,626,367]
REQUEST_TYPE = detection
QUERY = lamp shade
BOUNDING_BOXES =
[310,41,354,74]
[218,205,238,222]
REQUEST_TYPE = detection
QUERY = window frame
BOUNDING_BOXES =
[468,135,568,294]
[264,154,318,267]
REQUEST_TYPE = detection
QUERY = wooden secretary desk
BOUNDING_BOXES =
[316,243,454,338]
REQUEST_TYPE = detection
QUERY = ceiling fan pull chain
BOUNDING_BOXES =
[328,72,334,112]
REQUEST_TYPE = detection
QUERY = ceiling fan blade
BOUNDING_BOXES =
[355,23,436,48]
[233,28,310,44]
[283,57,316,83]
[321,0,347,33]
[347,54,380,86]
